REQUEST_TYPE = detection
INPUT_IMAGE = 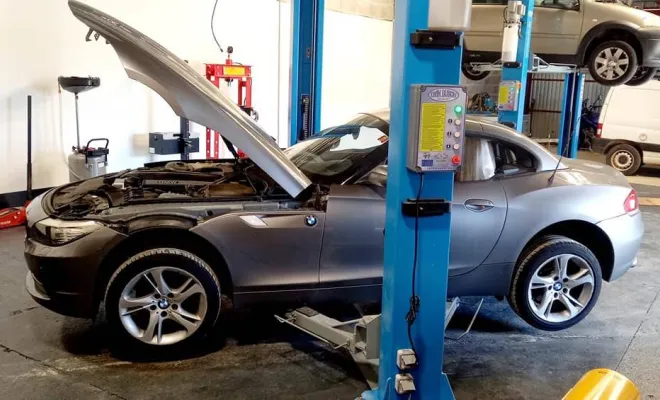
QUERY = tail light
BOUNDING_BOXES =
[596,123,603,138]
[624,189,639,214]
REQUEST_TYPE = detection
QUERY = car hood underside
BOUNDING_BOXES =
[67,0,312,198]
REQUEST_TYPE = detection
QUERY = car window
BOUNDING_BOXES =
[536,0,579,9]
[472,0,507,4]
[457,136,497,182]
[491,140,536,176]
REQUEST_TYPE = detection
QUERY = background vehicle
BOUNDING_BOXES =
[25,1,643,355]
[592,80,660,174]
[464,0,660,86]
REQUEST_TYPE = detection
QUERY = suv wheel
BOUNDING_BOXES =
[606,143,642,176]
[105,248,221,353]
[509,236,602,331]
[625,67,658,87]
[587,40,638,86]
[461,63,490,81]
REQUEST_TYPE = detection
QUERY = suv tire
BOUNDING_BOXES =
[462,63,490,81]
[626,67,658,87]
[587,40,638,86]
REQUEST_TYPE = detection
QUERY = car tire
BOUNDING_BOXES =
[462,63,490,81]
[606,143,642,176]
[104,248,221,354]
[508,236,602,331]
[587,40,638,86]
[625,67,658,87]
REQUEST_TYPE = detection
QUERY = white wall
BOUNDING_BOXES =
[0,0,393,194]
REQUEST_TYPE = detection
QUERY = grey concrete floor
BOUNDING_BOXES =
[1,209,660,399]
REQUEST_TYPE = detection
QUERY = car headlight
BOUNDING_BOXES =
[644,17,660,28]
[34,218,102,245]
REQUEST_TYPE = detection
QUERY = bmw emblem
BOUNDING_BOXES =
[305,215,317,227]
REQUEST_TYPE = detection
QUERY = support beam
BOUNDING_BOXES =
[362,0,462,398]
[557,72,585,158]
[289,0,324,145]
[497,0,535,131]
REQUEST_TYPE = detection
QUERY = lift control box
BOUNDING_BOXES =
[498,80,521,111]
[407,85,468,172]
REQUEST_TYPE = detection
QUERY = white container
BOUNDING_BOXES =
[428,0,472,32]
[68,152,107,182]
[502,23,519,63]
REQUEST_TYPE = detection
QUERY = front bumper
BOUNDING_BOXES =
[597,211,644,282]
[638,28,660,68]
[24,225,126,318]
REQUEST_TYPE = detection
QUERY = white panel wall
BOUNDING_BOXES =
[0,0,394,194]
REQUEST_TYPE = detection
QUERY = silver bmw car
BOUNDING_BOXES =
[24,1,644,353]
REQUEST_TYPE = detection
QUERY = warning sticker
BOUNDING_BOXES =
[420,103,446,152]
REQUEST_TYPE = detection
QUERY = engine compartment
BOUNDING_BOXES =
[49,160,297,217]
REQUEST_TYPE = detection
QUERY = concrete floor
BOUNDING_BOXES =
[2,198,660,398]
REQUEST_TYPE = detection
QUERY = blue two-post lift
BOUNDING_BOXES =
[284,0,577,398]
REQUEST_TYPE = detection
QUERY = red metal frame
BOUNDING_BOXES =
[205,56,253,159]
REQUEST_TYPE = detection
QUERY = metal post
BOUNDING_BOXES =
[557,73,576,157]
[74,94,81,149]
[27,95,32,201]
[289,0,324,146]
[497,0,535,131]
[179,117,190,161]
[569,73,585,159]
[361,0,460,398]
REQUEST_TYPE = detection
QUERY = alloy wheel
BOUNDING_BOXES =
[594,48,630,81]
[118,266,208,345]
[527,254,595,324]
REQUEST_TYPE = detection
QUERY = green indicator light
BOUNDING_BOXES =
[454,105,463,114]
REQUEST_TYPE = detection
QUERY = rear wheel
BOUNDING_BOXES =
[587,40,638,86]
[606,143,642,176]
[509,236,602,331]
[625,67,658,87]
[462,63,490,81]
[105,248,221,354]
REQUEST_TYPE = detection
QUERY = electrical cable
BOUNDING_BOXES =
[405,172,424,361]
[211,0,224,53]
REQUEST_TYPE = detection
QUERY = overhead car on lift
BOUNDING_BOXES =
[463,0,660,86]
[24,0,643,354]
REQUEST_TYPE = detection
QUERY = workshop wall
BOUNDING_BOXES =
[0,0,394,196]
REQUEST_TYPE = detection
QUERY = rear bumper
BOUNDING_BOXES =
[591,137,610,155]
[638,28,660,68]
[597,212,644,282]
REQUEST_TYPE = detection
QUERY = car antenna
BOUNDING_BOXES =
[548,139,570,185]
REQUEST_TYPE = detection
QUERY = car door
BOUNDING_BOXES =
[319,134,508,285]
[532,0,583,56]
[466,0,508,52]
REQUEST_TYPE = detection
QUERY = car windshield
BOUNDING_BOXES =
[284,114,389,184]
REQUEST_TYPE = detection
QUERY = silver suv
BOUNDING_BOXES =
[463,0,660,86]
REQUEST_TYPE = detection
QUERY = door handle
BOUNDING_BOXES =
[464,199,494,212]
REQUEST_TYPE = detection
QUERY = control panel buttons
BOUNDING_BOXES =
[453,143,460,150]
[451,155,461,165]
[454,119,461,126]
[454,132,461,138]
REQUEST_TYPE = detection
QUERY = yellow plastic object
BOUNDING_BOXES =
[563,369,640,400]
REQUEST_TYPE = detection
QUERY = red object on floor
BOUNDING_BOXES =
[0,203,28,229]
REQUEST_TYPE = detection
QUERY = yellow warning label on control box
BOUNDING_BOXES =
[420,103,446,152]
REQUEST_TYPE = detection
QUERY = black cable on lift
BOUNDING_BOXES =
[405,172,424,361]
[211,0,224,53]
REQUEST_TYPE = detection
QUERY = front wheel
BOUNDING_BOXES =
[105,248,221,354]
[587,40,638,86]
[508,236,602,331]
[461,63,490,81]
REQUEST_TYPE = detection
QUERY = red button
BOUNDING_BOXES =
[451,155,461,165]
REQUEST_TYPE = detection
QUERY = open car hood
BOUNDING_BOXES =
[67,0,311,198]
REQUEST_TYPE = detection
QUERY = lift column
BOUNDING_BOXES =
[362,0,469,398]
[497,0,535,132]
[289,0,324,145]
[557,72,585,158]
